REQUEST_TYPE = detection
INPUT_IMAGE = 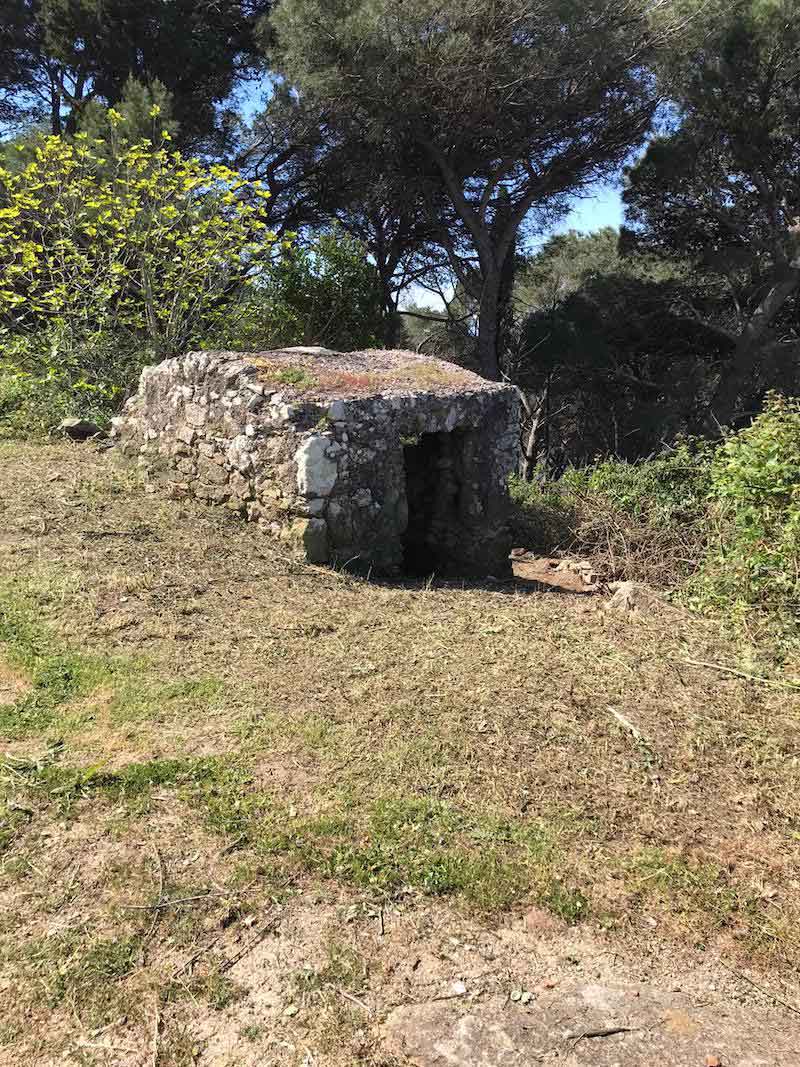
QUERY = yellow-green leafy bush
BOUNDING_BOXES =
[0,131,277,349]
[0,131,279,432]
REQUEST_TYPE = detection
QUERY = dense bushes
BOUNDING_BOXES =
[561,438,716,528]
[510,442,713,589]
[697,395,800,633]
[514,406,800,646]
[208,230,385,354]
[0,331,147,438]
[0,133,276,348]
[0,131,278,434]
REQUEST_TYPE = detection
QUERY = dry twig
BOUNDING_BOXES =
[717,961,800,1018]
[150,997,162,1067]
[141,844,167,961]
[219,913,281,974]
[337,989,373,1015]
[680,658,800,691]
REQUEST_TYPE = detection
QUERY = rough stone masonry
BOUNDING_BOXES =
[112,347,520,577]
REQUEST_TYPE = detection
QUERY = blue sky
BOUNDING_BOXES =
[553,182,623,235]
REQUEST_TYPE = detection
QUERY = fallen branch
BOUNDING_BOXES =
[171,935,222,980]
[679,658,800,691]
[87,1015,127,1040]
[122,891,218,911]
[150,997,161,1067]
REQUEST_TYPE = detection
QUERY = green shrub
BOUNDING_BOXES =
[510,441,715,585]
[209,229,385,353]
[0,329,150,437]
[0,129,281,435]
[508,475,577,553]
[0,133,277,351]
[694,394,800,634]
[561,437,716,527]
[512,406,800,647]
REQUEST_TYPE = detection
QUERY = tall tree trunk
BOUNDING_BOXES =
[475,248,516,381]
[382,311,398,348]
[476,274,501,380]
[708,267,800,429]
[542,371,552,474]
[49,68,62,134]
[380,281,398,348]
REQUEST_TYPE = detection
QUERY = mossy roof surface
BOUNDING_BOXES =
[218,347,506,400]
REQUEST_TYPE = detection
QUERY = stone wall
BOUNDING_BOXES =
[112,349,520,577]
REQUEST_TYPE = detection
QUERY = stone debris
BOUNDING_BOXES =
[604,580,671,615]
[112,347,520,578]
[59,417,102,440]
[554,558,600,588]
[510,554,601,594]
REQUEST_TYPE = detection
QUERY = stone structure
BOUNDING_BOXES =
[113,347,520,577]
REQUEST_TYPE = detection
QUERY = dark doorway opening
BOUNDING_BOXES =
[402,431,463,575]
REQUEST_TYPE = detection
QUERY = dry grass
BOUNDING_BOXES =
[568,491,705,588]
[510,483,705,590]
[1,441,799,1064]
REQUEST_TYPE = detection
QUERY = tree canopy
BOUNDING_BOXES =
[0,0,270,150]
[265,0,672,378]
[623,0,800,426]
[515,231,731,471]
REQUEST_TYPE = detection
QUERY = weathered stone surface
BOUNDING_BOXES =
[381,981,792,1066]
[112,347,520,577]
[605,581,677,616]
[293,516,329,563]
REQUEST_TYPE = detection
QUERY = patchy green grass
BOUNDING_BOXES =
[1,441,799,1064]
[274,367,319,389]
[3,743,570,912]
[269,796,562,911]
[623,848,762,937]
[0,577,222,740]
[293,941,367,998]
[0,578,115,737]
[8,930,142,1031]
[2,750,216,821]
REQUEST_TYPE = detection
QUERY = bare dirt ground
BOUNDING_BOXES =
[0,441,799,1066]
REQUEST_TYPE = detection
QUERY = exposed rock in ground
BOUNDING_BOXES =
[605,580,674,616]
[381,977,788,1066]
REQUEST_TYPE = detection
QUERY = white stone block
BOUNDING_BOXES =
[295,435,338,497]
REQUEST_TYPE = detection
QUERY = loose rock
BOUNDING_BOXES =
[59,417,102,441]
